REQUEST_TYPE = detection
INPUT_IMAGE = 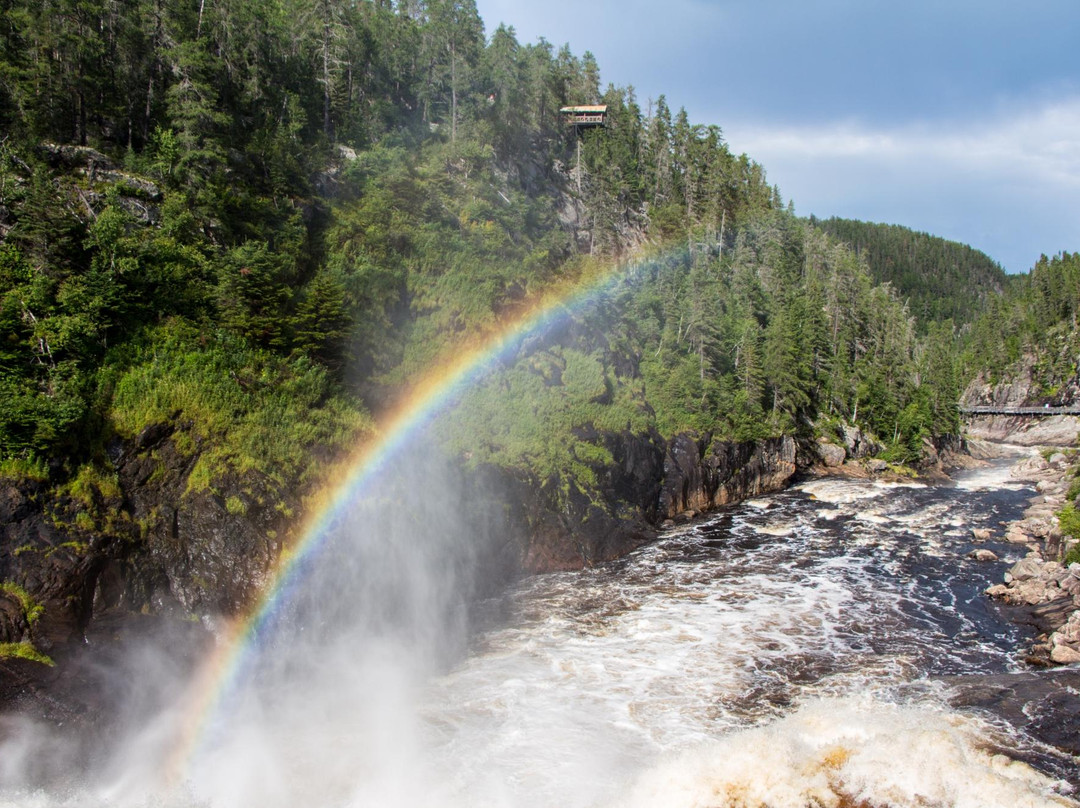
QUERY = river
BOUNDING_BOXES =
[3,453,1077,807]
[404,455,1076,807]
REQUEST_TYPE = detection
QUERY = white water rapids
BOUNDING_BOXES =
[404,463,1075,807]
[2,455,1077,807]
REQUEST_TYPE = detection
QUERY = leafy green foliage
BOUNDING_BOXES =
[1059,504,1080,543]
[108,321,371,489]
[812,217,1008,332]
[0,0,991,511]
[439,207,954,492]
[441,346,650,488]
[962,251,1080,398]
[0,642,53,666]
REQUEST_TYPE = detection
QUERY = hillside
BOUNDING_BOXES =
[0,0,978,693]
[811,216,1010,331]
[963,250,1080,409]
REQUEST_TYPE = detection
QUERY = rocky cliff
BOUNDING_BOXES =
[660,434,797,520]
[963,354,1080,446]
[0,421,303,667]
[512,431,800,571]
[0,424,801,684]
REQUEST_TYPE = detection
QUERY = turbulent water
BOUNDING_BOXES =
[4,455,1078,807]
[406,459,1077,807]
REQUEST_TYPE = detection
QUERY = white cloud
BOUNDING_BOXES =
[723,98,1080,271]
[736,98,1080,189]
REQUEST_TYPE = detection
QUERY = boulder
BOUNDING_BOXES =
[1020,519,1051,539]
[1051,644,1080,665]
[1053,615,1080,645]
[971,528,992,541]
[1005,557,1044,583]
[1005,529,1032,544]
[816,441,847,468]
[1012,579,1059,605]
[968,549,999,562]
[865,459,888,473]
[841,424,882,459]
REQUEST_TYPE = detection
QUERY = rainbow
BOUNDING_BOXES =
[166,249,664,786]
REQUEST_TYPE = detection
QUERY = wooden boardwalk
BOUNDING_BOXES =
[961,406,1080,416]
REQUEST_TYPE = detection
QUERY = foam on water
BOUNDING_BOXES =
[385,465,1068,806]
[955,447,1039,492]
[616,696,1073,808]
[799,478,926,505]
[0,457,1071,807]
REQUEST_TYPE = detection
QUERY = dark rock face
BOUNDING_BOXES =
[504,428,666,573]
[0,423,301,649]
[108,424,298,620]
[660,434,797,519]
[0,417,803,737]
[458,428,795,575]
[945,670,1080,788]
[0,479,116,650]
[1,426,801,645]
[114,441,285,617]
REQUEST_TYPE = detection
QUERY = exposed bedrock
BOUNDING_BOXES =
[500,430,795,572]
[962,352,1080,446]
[965,414,1080,447]
[659,434,797,520]
[984,451,1080,667]
[1,426,802,648]
[0,423,301,654]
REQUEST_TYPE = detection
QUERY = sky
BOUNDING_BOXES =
[473,0,1080,273]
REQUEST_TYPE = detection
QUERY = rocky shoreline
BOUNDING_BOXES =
[981,448,1080,666]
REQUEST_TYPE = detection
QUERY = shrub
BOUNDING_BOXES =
[1059,504,1080,541]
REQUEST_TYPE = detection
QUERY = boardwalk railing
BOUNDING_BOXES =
[961,406,1080,416]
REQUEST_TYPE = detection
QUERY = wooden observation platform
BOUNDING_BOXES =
[560,105,607,127]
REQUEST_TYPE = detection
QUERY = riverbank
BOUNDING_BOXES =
[981,445,1080,666]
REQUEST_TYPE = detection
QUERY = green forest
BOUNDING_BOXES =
[0,0,1076,520]
[810,217,1008,332]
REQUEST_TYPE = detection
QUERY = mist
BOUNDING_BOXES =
[0,434,523,807]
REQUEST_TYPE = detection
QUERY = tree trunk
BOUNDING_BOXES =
[450,42,457,142]
[322,20,332,139]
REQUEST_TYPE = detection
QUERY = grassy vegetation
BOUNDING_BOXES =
[0,457,49,483]
[1067,474,1080,503]
[63,463,122,507]
[225,496,248,516]
[0,642,54,666]
[1059,504,1080,540]
[108,321,373,491]
[0,582,45,625]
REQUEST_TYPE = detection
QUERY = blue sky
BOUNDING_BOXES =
[473,0,1080,273]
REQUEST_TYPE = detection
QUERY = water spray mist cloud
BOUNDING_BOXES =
[168,250,657,791]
